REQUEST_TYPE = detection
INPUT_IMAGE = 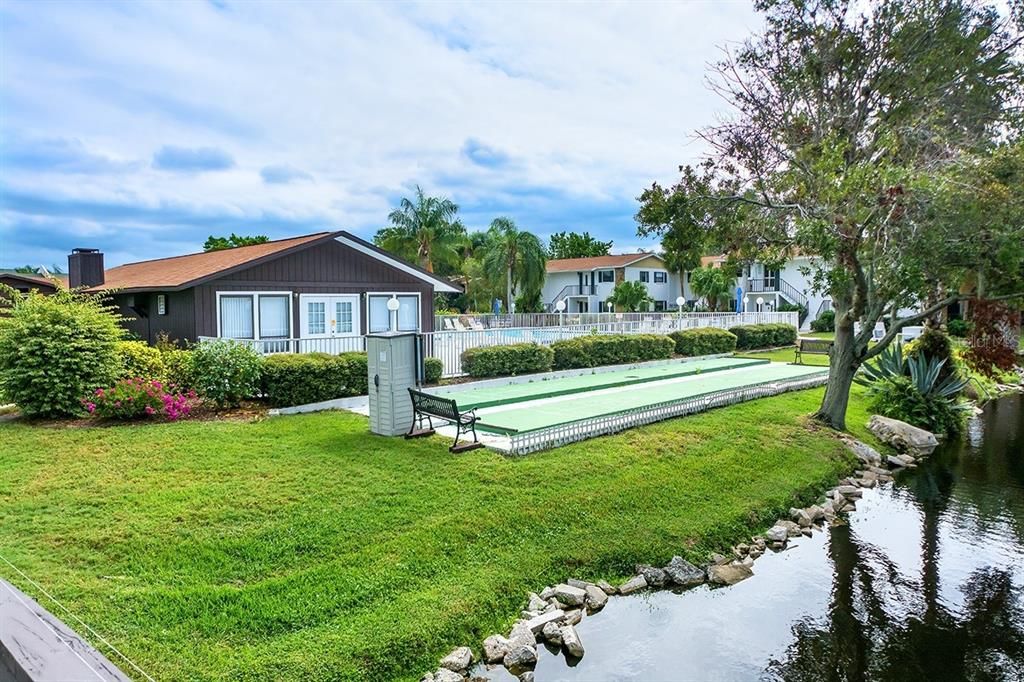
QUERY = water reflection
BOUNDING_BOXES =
[513,395,1024,681]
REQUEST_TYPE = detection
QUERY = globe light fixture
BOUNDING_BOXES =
[386,295,400,331]
[555,299,566,313]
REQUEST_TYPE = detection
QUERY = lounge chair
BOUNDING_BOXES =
[453,318,469,332]
[443,318,456,331]
[468,318,485,331]
[901,325,924,342]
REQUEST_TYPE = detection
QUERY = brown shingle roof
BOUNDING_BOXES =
[546,253,662,273]
[92,232,339,292]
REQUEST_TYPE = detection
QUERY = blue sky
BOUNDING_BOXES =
[0,0,760,269]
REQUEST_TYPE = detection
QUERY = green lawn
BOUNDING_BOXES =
[0,386,875,681]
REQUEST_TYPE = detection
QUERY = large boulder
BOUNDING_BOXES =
[867,415,938,457]
[433,670,463,682]
[439,646,472,672]
[482,635,510,664]
[503,644,537,671]
[663,556,705,587]
[635,564,668,587]
[552,584,586,607]
[842,437,883,466]
[584,584,608,611]
[765,525,789,543]
[560,624,585,658]
[618,574,648,595]
[708,563,753,586]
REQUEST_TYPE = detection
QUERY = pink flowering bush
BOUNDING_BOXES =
[83,377,198,421]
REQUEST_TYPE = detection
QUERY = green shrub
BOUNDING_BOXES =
[423,357,443,384]
[669,328,737,356]
[0,288,124,417]
[461,343,554,377]
[550,334,674,369]
[868,375,967,436]
[729,323,797,350]
[906,328,954,381]
[261,352,368,407]
[116,340,166,381]
[810,310,835,332]
[946,318,970,337]
[162,349,195,390]
[189,339,263,408]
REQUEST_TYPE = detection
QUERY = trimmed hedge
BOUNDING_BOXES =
[728,323,797,350]
[461,343,554,378]
[669,328,737,356]
[424,357,443,384]
[551,334,674,370]
[261,352,368,407]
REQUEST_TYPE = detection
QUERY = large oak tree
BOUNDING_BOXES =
[637,0,1023,429]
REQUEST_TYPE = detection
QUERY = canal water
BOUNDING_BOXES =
[486,394,1024,682]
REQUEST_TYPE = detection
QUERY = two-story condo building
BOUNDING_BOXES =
[700,253,831,329]
[542,253,681,312]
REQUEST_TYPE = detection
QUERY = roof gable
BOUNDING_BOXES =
[91,231,461,293]
[546,253,663,273]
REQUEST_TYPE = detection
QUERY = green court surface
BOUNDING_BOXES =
[475,362,828,434]
[432,357,768,409]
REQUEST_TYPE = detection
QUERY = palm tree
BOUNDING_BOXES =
[374,186,466,273]
[481,217,547,312]
[689,264,736,312]
[607,280,653,312]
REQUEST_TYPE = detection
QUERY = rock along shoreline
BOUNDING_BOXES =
[419,415,938,682]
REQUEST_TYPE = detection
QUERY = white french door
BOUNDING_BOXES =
[299,294,362,353]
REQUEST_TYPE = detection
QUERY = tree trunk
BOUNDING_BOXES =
[506,267,513,313]
[813,298,863,430]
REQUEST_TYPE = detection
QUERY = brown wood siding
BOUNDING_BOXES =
[111,290,196,345]
[192,239,435,340]
[0,275,58,295]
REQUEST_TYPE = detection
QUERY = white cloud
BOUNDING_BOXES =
[0,0,760,265]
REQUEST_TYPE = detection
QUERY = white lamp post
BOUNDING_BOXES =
[755,296,764,314]
[676,295,685,328]
[744,296,750,314]
[386,295,401,332]
[555,298,566,327]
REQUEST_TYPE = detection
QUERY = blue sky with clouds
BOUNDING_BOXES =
[0,0,759,269]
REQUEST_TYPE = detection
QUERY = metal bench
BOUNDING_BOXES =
[406,388,483,453]
[795,337,833,364]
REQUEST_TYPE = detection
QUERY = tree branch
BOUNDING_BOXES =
[862,291,1024,360]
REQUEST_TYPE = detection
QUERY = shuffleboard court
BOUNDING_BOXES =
[475,362,827,434]
[430,356,768,409]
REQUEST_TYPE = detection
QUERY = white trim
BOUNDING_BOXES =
[335,235,461,293]
[214,290,293,341]
[366,291,422,333]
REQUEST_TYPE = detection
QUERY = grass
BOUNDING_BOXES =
[0,386,876,682]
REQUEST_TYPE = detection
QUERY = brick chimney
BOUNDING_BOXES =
[68,248,105,288]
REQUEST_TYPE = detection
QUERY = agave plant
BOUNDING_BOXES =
[907,353,970,399]
[854,340,906,386]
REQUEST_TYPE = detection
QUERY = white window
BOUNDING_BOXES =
[598,270,614,283]
[368,294,420,333]
[307,301,326,335]
[259,295,290,339]
[220,296,254,339]
[335,301,353,334]
[157,294,167,315]
[654,271,667,284]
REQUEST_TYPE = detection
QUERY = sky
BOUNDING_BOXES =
[0,0,761,269]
